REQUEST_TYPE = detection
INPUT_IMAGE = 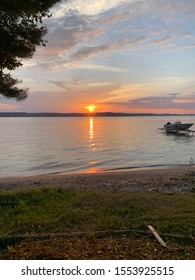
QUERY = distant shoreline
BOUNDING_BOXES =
[1,112,195,117]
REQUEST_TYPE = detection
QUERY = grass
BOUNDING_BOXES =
[0,187,195,237]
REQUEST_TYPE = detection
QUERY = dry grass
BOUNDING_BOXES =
[1,234,194,260]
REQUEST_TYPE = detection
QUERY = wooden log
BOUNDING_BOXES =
[148,225,167,247]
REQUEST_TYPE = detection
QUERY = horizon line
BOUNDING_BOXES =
[1,111,195,116]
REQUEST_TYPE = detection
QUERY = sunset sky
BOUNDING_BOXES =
[1,0,195,114]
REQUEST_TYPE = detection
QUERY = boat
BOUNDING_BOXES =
[164,120,193,133]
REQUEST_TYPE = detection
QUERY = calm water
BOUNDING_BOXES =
[0,116,195,177]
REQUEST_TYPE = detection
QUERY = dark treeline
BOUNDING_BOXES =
[0,112,190,117]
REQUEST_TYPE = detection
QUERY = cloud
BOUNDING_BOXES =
[38,11,103,54]
[147,0,195,24]
[72,63,128,72]
[70,44,111,61]
[48,76,86,90]
[179,32,192,40]
[28,0,195,71]
[101,93,195,110]
[70,36,146,61]
[46,78,120,100]
[54,0,132,17]
[0,103,21,112]
[185,44,195,49]
[36,2,142,60]
[49,80,71,90]
[153,35,173,46]
[129,93,181,108]
[32,9,106,67]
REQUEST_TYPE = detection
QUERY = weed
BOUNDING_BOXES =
[0,189,194,236]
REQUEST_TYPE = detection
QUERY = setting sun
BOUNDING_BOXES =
[85,105,97,113]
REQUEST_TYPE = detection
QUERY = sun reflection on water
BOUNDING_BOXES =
[87,117,99,173]
[89,117,96,152]
[89,117,94,141]
[86,166,98,173]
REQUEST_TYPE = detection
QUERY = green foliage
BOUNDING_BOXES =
[0,0,61,16]
[0,188,194,236]
[0,0,61,100]
[7,245,15,252]
[0,74,28,101]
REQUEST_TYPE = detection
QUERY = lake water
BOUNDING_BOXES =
[0,116,195,177]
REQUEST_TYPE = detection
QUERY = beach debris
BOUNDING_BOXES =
[148,225,167,247]
[189,157,194,166]
[189,171,195,177]
[190,232,194,242]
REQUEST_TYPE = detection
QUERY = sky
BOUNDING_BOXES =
[1,0,195,114]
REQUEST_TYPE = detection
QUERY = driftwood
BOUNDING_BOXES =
[148,225,167,247]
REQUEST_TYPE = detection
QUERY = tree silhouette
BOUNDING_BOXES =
[0,0,61,101]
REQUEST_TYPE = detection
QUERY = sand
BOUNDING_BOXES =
[1,166,195,193]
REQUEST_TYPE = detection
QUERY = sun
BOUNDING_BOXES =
[85,105,97,113]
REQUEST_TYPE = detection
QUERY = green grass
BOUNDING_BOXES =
[0,188,195,236]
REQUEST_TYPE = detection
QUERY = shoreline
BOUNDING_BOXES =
[1,166,195,193]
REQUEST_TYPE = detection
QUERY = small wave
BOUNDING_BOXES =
[102,163,187,172]
[25,161,85,171]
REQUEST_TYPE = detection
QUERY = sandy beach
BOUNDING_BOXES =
[1,166,195,193]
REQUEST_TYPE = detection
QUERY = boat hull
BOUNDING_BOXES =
[164,123,193,132]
